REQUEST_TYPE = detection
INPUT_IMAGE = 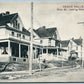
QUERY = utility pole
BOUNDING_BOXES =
[77,22,83,68]
[29,2,33,75]
[80,37,83,68]
[62,52,63,68]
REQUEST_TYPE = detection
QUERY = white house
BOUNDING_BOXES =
[0,11,42,63]
[0,11,82,63]
[33,26,66,60]
[61,37,83,59]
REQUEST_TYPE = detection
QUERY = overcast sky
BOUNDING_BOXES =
[0,2,84,40]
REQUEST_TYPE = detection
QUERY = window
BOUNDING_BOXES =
[13,20,18,29]
[43,49,46,53]
[13,20,15,28]
[17,33,21,38]
[23,35,25,39]
[76,46,78,50]
[11,32,14,36]
[2,47,8,54]
[19,34,21,37]
[17,33,19,37]
[23,59,26,62]
[40,40,43,44]
[18,23,20,30]
[13,58,16,61]
[29,37,31,41]
[16,20,18,29]
[49,39,51,46]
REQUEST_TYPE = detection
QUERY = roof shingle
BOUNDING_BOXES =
[0,12,30,36]
[0,13,18,26]
[73,38,83,46]
[61,40,70,47]
[34,26,57,38]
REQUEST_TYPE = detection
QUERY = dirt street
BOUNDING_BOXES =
[0,67,84,82]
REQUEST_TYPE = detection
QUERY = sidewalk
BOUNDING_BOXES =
[0,66,81,82]
[0,65,74,75]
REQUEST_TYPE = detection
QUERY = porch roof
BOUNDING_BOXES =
[43,46,67,51]
[0,38,43,48]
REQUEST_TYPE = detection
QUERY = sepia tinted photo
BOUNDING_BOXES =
[0,1,84,82]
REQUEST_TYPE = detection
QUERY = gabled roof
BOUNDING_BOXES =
[22,27,30,36]
[72,38,82,46]
[33,26,57,38]
[0,12,30,36]
[46,28,57,37]
[61,38,83,47]
[0,13,18,26]
[61,40,70,47]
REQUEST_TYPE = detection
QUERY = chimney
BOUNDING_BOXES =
[38,26,46,30]
[42,26,46,29]
[6,11,10,15]
[0,13,6,16]
[79,36,82,39]
[72,37,74,40]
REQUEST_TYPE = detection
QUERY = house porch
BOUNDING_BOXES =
[41,46,67,60]
[0,40,43,63]
[0,40,30,63]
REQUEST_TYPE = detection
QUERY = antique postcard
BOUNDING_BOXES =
[0,1,84,82]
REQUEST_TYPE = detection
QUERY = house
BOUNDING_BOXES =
[33,26,60,46]
[33,26,66,60]
[0,11,41,63]
[0,11,82,63]
[61,37,83,59]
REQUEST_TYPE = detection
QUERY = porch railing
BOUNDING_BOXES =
[10,56,29,63]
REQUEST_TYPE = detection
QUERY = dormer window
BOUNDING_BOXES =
[18,23,20,30]
[29,37,31,41]
[13,20,16,28]
[17,33,19,37]
[16,20,18,29]
[13,20,18,29]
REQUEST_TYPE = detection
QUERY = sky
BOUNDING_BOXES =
[0,2,84,40]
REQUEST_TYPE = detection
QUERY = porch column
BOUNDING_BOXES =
[39,48,42,71]
[57,47,59,57]
[8,40,11,56]
[46,48,48,54]
[35,47,37,59]
[28,45,30,57]
[61,51,63,68]
[81,45,83,68]
[42,48,43,55]
[19,44,21,58]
